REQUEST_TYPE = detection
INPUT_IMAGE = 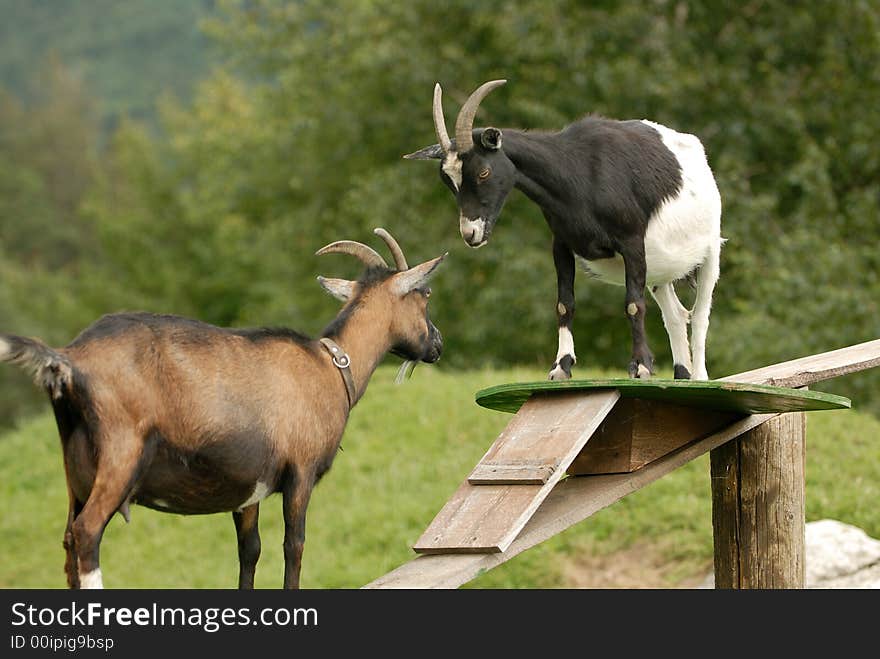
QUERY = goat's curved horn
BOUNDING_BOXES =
[373,227,408,271]
[432,83,452,154]
[315,240,388,269]
[454,79,507,153]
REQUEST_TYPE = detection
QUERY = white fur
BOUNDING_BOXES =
[459,215,487,247]
[554,326,575,363]
[318,276,355,302]
[79,567,103,589]
[576,120,722,379]
[548,327,576,380]
[152,499,171,509]
[238,481,270,511]
[689,243,720,380]
[442,153,463,191]
[651,282,692,372]
[0,337,9,360]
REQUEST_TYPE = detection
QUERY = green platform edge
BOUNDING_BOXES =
[475,378,851,415]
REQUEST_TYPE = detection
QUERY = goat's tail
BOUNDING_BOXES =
[0,334,73,400]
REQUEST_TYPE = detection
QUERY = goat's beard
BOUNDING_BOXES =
[394,359,418,384]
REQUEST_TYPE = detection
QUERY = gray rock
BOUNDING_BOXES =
[699,519,880,589]
[806,519,880,588]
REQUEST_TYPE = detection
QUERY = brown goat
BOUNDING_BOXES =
[0,228,445,589]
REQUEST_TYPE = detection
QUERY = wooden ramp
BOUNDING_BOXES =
[366,339,880,588]
[412,380,846,554]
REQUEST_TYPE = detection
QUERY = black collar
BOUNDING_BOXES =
[319,337,357,409]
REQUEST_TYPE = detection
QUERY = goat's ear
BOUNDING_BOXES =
[391,253,448,295]
[403,144,445,160]
[481,127,503,150]
[317,276,356,302]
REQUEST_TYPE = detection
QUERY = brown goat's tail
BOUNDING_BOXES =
[0,334,73,400]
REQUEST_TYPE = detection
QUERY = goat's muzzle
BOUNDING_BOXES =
[460,216,489,248]
[423,325,443,363]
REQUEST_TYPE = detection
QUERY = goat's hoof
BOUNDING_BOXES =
[628,359,654,379]
[673,364,692,380]
[548,355,574,381]
[548,365,571,381]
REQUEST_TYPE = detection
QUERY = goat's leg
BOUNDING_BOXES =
[72,431,148,589]
[690,243,721,380]
[651,282,693,379]
[233,504,261,589]
[62,487,83,589]
[281,468,314,589]
[548,237,577,380]
[621,241,654,378]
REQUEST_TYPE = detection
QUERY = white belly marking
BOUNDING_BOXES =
[238,481,270,511]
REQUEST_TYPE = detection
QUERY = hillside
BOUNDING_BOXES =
[0,0,212,125]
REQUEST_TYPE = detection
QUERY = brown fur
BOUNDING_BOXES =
[1,253,444,589]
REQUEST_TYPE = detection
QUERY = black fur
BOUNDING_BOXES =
[69,312,316,349]
[472,120,683,257]
[233,326,313,345]
[556,354,575,378]
[133,428,278,515]
[425,116,685,378]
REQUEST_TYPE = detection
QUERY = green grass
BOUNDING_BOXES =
[1,365,878,589]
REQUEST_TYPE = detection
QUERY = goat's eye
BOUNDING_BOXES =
[478,167,491,181]
[424,288,431,298]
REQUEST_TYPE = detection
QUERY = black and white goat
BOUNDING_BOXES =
[406,80,722,380]
[0,228,444,589]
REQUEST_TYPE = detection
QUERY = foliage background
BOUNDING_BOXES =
[1,0,878,423]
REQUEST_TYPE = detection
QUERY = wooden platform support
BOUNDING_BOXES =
[366,413,775,589]
[710,413,806,588]
[366,339,880,589]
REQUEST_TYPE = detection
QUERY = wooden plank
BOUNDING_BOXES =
[475,378,850,416]
[568,398,742,475]
[366,413,776,588]
[711,413,806,588]
[720,338,880,387]
[464,390,620,485]
[413,389,620,553]
[468,461,555,485]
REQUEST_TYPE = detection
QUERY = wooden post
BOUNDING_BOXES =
[710,412,806,588]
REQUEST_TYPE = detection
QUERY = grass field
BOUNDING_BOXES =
[1,364,878,589]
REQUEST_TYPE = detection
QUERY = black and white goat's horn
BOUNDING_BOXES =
[454,79,506,153]
[315,240,388,268]
[374,227,408,271]
[432,83,452,154]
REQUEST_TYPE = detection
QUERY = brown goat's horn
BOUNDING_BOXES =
[432,83,452,154]
[315,240,388,269]
[373,227,408,271]
[454,79,507,153]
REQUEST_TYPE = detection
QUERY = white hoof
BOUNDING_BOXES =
[636,364,652,379]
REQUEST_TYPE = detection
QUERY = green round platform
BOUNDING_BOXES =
[475,378,851,415]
